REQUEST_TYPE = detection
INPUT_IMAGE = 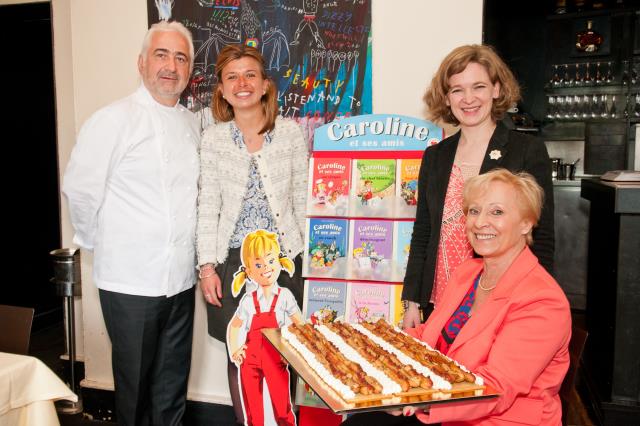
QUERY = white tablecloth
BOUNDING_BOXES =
[0,352,77,426]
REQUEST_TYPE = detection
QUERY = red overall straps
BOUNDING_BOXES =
[240,289,295,426]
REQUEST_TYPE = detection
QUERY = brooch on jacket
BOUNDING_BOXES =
[489,149,502,160]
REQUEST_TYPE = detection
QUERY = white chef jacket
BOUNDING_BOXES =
[63,85,200,297]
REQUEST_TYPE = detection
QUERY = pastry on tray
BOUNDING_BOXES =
[280,319,485,407]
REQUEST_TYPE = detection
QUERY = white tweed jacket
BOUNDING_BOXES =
[197,116,309,266]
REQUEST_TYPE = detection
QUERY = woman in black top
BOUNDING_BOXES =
[401,44,554,328]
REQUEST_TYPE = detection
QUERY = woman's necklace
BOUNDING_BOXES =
[478,273,497,291]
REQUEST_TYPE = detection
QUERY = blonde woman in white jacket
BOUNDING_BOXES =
[196,44,308,424]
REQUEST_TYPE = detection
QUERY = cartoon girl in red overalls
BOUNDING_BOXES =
[227,230,302,426]
[359,180,374,205]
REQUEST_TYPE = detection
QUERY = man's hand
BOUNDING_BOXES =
[200,273,223,307]
[402,301,421,329]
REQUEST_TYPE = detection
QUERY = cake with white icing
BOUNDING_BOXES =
[281,319,483,403]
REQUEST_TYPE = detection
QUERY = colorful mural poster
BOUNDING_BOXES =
[147,0,373,140]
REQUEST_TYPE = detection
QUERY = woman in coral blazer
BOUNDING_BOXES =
[343,169,571,426]
[407,248,570,425]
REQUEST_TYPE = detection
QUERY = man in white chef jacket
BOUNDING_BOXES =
[63,21,199,426]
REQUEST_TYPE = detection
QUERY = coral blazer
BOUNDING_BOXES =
[406,247,571,425]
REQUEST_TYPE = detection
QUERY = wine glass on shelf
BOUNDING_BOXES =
[551,64,561,87]
[546,96,556,119]
[634,93,640,118]
[572,94,581,119]
[574,63,583,86]
[563,64,572,87]
[605,61,614,84]
[609,95,618,119]
[631,62,638,85]
[599,94,608,118]
[591,94,599,118]
[564,95,574,119]
[595,62,603,85]
[621,60,630,86]
[623,95,630,119]
[581,95,591,119]
[555,96,565,119]
[584,62,593,85]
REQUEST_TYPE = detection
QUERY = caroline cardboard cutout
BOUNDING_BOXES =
[227,229,302,426]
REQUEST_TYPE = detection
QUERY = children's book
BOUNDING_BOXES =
[395,158,421,218]
[303,280,347,325]
[295,279,349,409]
[392,221,414,282]
[346,282,391,323]
[306,157,351,217]
[303,218,349,279]
[295,378,327,409]
[350,159,396,218]
[390,284,404,328]
[348,219,393,282]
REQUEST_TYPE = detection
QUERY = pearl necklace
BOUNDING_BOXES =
[478,273,497,291]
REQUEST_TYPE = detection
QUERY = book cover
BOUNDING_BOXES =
[303,279,347,325]
[346,282,392,323]
[306,157,351,217]
[295,379,326,408]
[395,158,421,218]
[303,218,349,279]
[296,279,347,409]
[350,159,396,218]
[390,284,404,328]
[392,221,414,282]
[348,219,393,282]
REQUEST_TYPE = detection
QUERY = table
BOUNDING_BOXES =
[0,352,77,426]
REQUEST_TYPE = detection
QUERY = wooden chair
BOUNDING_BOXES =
[0,304,35,355]
[560,325,588,426]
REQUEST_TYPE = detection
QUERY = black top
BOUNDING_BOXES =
[401,122,555,306]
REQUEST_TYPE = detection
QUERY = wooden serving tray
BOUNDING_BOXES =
[263,328,499,414]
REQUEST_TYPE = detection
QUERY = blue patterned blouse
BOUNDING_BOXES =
[228,122,280,249]
[436,273,480,355]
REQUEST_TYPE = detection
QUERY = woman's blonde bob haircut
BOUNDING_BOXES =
[424,44,521,126]
[210,44,278,134]
[462,169,543,246]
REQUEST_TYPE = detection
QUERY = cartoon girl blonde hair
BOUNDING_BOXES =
[231,229,295,297]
